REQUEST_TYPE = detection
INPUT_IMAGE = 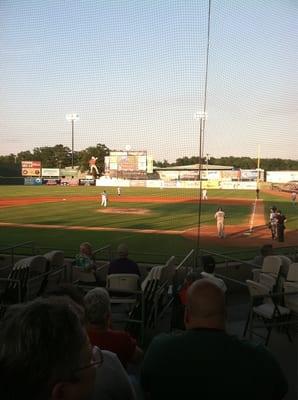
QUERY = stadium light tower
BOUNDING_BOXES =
[66,113,79,168]
[194,112,208,180]
[205,153,211,180]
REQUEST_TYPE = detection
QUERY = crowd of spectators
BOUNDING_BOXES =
[0,246,291,400]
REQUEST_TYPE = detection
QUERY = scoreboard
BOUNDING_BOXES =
[105,151,151,174]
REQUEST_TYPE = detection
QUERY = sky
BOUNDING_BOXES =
[0,0,297,162]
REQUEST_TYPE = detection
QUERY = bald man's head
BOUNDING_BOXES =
[184,279,226,330]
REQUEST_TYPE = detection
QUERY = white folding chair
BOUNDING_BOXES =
[24,256,48,300]
[243,279,291,345]
[283,263,298,313]
[106,274,144,343]
[107,273,140,292]
[262,256,281,276]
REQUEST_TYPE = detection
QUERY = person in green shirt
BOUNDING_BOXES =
[141,279,288,400]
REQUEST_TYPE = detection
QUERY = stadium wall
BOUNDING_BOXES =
[95,178,257,190]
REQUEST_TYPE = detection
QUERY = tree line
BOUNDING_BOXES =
[154,156,298,171]
[0,145,297,177]
[0,144,109,177]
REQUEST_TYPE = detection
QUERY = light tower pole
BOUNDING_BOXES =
[194,111,208,263]
[66,113,79,169]
[205,153,210,180]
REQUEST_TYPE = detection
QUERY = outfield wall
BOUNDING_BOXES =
[95,178,257,190]
[266,171,298,183]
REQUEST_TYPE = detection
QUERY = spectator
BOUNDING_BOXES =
[200,255,227,292]
[252,244,274,266]
[75,242,96,271]
[0,298,98,400]
[141,280,288,400]
[108,244,140,276]
[171,271,200,331]
[84,287,143,369]
[44,284,137,400]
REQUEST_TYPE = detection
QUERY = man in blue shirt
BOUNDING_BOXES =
[108,243,140,276]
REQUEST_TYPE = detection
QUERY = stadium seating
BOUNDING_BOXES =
[283,263,298,314]
[243,279,291,345]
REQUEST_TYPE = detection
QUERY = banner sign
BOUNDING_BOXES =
[78,179,95,186]
[60,168,78,177]
[21,161,41,176]
[266,171,298,183]
[42,168,60,177]
[42,178,60,185]
[24,177,42,185]
[21,161,41,168]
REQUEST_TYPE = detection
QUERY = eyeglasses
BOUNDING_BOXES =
[73,345,104,373]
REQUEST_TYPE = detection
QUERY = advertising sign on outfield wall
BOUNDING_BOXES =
[240,169,264,181]
[146,180,162,188]
[220,181,257,190]
[24,177,42,185]
[266,171,298,183]
[207,171,221,180]
[42,168,60,177]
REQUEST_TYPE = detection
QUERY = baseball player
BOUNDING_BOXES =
[117,187,121,196]
[202,189,208,200]
[214,207,225,238]
[100,190,108,207]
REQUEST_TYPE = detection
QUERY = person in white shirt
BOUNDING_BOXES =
[202,189,208,200]
[117,187,121,196]
[214,207,225,238]
[101,190,108,207]
[200,255,227,293]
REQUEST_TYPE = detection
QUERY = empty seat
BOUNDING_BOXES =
[107,273,140,293]
[243,280,291,345]
[44,250,65,269]
[283,263,298,313]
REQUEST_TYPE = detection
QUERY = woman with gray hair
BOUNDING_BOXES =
[84,288,143,369]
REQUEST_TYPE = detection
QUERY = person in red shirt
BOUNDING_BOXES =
[84,287,143,369]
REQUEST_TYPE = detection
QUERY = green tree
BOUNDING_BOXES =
[32,145,72,168]
[153,159,171,168]
[16,151,34,163]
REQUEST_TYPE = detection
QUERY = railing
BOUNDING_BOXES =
[174,249,195,287]
[0,241,37,268]
[198,248,260,271]
[93,244,112,262]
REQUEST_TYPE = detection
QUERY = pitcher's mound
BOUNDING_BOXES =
[98,207,151,215]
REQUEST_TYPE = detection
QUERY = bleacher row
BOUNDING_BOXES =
[0,246,192,343]
[0,243,298,345]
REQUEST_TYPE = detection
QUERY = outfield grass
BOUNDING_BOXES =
[0,185,256,199]
[0,200,250,229]
[0,186,296,262]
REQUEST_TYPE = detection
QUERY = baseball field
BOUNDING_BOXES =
[0,185,297,263]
